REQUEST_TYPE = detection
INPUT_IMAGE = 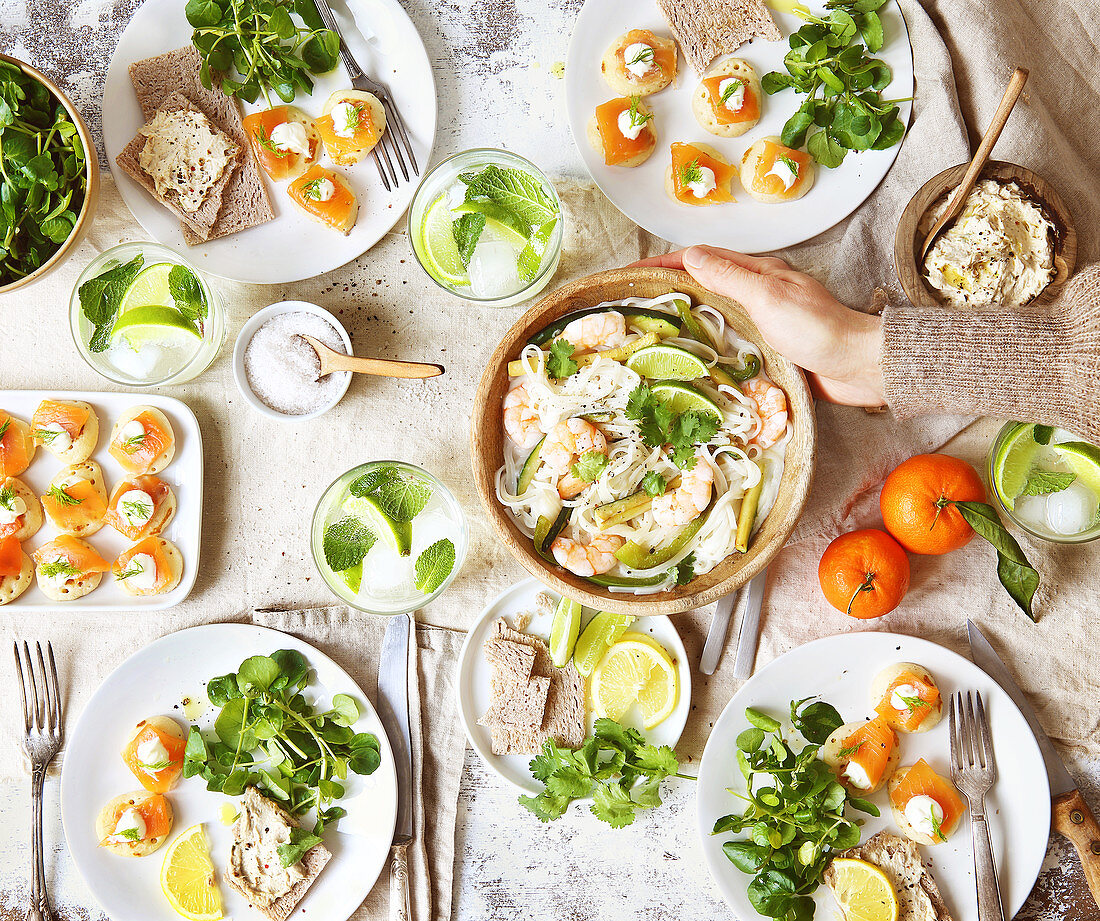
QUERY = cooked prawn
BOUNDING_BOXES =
[551,533,625,577]
[651,453,713,527]
[743,378,788,449]
[558,311,628,351]
[541,416,609,490]
[503,381,544,449]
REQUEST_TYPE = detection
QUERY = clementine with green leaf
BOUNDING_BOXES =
[819,528,911,619]
[880,454,987,555]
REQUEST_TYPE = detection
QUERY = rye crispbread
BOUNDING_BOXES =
[657,0,781,74]
[126,46,275,243]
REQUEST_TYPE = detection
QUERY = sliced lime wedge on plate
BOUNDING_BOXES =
[991,421,1043,509]
[626,344,709,381]
[649,380,723,420]
[572,611,634,677]
[343,494,413,556]
[549,595,582,668]
[419,195,469,287]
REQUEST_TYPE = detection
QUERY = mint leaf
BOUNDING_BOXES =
[546,338,578,379]
[323,517,376,572]
[1018,467,1075,498]
[517,217,556,282]
[373,473,432,521]
[570,450,608,483]
[413,538,455,594]
[1033,424,1054,445]
[451,212,485,269]
[169,264,207,335]
[348,466,398,498]
[80,254,144,352]
[458,164,557,230]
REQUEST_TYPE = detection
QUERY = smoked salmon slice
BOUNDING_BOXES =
[875,672,941,731]
[317,99,382,164]
[0,480,24,541]
[0,412,32,478]
[110,411,172,475]
[840,716,897,789]
[42,479,106,532]
[751,140,812,198]
[100,793,173,844]
[890,758,967,839]
[703,76,760,125]
[113,536,173,594]
[242,106,320,181]
[594,98,653,165]
[0,534,23,577]
[123,723,186,793]
[32,400,89,438]
[670,142,736,205]
[33,535,111,574]
[104,476,170,541]
[288,165,359,234]
[618,28,676,76]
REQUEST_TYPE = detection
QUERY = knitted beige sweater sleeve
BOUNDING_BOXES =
[880,265,1100,444]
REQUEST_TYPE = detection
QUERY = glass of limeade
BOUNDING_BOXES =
[70,241,226,386]
[408,148,564,307]
[989,421,1100,543]
[311,461,469,615]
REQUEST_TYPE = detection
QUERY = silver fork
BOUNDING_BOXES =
[311,0,419,191]
[949,691,1006,921]
[14,641,63,921]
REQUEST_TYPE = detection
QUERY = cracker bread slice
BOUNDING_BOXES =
[829,831,954,921]
[127,46,275,243]
[115,92,240,238]
[658,0,781,74]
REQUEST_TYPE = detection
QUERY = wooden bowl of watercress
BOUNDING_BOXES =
[0,54,99,295]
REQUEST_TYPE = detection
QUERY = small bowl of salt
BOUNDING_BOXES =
[234,301,354,420]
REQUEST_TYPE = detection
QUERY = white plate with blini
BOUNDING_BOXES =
[102,0,436,283]
[1,390,201,611]
[565,0,914,251]
[697,632,1050,921]
[457,577,692,793]
[61,623,398,921]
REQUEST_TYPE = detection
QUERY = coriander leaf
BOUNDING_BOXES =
[373,473,432,521]
[451,212,485,269]
[591,782,637,828]
[592,717,646,750]
[529,740,572,782]
[546,338,578,379]
[277,826,323,868]
[323,516,377,572]
[519,791,571,822]
[1019,467,1075,497]
[413,538,456,594]
[545,769,592,800]
[458,164,557,230]
[674,552,696,585]
[570,450,608,483]
[632,743,678,776]
[641,471,667,496]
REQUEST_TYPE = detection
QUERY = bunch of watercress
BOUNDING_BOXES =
[186,0,340,105]
[183,649,381,858]
[0,60,87,285]
[763,0,907,168]
[713,700,878,921]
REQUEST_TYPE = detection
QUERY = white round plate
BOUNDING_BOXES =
[103,0,436,283]
[60,623,398,921]
[565,0,914,252]
[697,632,1050,921]
[457,577,691,792]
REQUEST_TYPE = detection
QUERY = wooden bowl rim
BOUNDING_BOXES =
[893,159,1076,310]
[470,266,817,615]
[0,53,100,296]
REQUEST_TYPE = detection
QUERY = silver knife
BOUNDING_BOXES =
[968,619,1100,909]
[377,613,414,921]
[700,589,739,675]
[732,569,768,679]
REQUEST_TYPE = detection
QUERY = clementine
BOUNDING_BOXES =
[880,454,987,555]
[818,528,911,619]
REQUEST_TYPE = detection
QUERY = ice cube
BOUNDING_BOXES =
[107,342,163,381]
[1045,482,1099,535]
[468,233,520,299]
[360,544,413,599]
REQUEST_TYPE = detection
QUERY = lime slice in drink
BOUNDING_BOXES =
[549,595,582,668]
[452,201,531,248]
[1053,441,1100,499]
[119,262,174,312]
[112,304,202,347]
[649,381,723,421]
[572,611,635,677]
[626,344,709,381]
[343,495,413,556]
[340,559,364,593]
[991,421,1043,510]
[419,195,469,287]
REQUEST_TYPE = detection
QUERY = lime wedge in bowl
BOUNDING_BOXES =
[419,195,469,287]
[549,595,582,668]
[650,381,723,421]
[343,494,413,556]
[991,421,1043,510]
[626,344,709,381]
[1053,441,1100,498]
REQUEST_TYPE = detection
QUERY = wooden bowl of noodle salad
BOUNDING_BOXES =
[471,267,816,616]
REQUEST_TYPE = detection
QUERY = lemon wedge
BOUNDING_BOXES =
[590,634,678,729]
[827,858,899,921]
[160,824,223,921]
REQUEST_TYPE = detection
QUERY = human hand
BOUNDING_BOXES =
[632,245,885,406]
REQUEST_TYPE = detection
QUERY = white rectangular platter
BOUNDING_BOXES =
[2,390,202,611]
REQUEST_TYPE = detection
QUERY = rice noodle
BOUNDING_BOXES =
[494,293,789,590]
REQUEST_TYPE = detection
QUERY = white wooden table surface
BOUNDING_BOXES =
[0,0,1093,918]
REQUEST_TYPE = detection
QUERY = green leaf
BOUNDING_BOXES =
[323,516,377,572]
[808,129,847,168]
[330,693,359,727]
[546,338,578,379]
[674,552,696,586]
[267,6,295,39]
[1019,467,1075,497]
[413,538,456,594]
[570,450,608,483]
[791,698,843,743]
[182,726,208,778]
[301,30,340,74]
[459,164,557,230]
[169,264,207,333]
[738,727,766,753]
[348,732,382,775]
[451,212,485,269]
[591,782,637,828]
[858,11,884,51]
[372,472,432,521]
[953,501,1040,619]
[185,0,223,27]
[781,107,815,148]
[270,649,310,688]
[1033,424,1054,445]
[641,471,667,496]
[277,826,323,868]
[746,707,782,733]
[206,674,241,706]
[632,743,679,776]
[237,656,281,693]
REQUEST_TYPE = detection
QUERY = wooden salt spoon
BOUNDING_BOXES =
[920,66,1029,259]
[298,334,444,380]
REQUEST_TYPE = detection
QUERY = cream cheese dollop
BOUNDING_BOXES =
[0,493,26,526]
[111,808,147,843]
[890,683,922,711]
[623,42,655,79]
[766,157,799,191]
[330,101,360,139]
[269,121,309,155]
[904,794,945,838]
[39,422,72,452]
[119,489,155,528]
[137,735,171,772]
[843,760,873,790]
[120,419,146,443]
[687,166,717,199]
[617,108,646,141]
[122,553,159,593]
[719,78,746,112]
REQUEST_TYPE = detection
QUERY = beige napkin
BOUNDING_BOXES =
[0,608,465,921]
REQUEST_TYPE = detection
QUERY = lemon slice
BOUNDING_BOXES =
[160,824,223,921]
[827,858,899,921]
[591,636,678,729]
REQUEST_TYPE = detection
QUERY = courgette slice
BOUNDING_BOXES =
[594,490,653,528]
[588,571,672,588]
[614,507,710,570]
[533,507,571,559]
[529,306,679,346]
[629,315,680,338]
[517,436,545,494]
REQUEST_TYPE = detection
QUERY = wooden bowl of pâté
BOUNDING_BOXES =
[894,160,1076,310]
[470,267,817,616]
